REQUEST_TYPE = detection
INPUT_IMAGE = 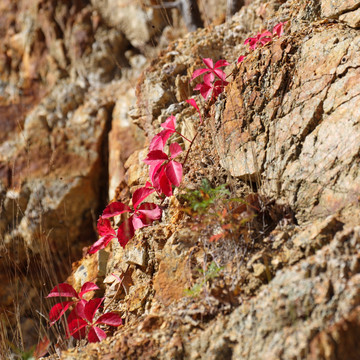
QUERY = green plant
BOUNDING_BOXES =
[180,178,230,214]
[185,262,223,297]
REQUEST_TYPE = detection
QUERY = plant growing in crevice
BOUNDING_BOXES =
[89,182,162,253]
[89,19,287,254]
[66,298,122,343]
[46,282,122,344]
[238,21,286,63]
[180,178,230,214]
[180,180,260,244]
[185,262,223,297]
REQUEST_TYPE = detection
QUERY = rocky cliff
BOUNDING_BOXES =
[1,0,360,359]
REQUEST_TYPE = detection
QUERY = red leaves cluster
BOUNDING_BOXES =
[244,30,273,50]
[144,143,183,197]
[47,282,122,343]
[47,282,98,325]
[144,115,185,197]
[238,22,286,64]
[88,116,185,255]
[86,19,286,259]
[191,58,229,100]
[87,25,286,254]
[89,182,162,254]
[67,298,122,343]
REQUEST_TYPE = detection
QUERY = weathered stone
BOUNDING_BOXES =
[91,0,168,48]
[108,83,145,199]
[252,262,267,279]
[339,7,360,28]
[0,0,162,346]
[308,306,360,360]
[321,0,360,18]
[213,27,360,224]
[289,215,344,259]
[180,227,360,360]
[124,244,147,267]
[153,234,190,306]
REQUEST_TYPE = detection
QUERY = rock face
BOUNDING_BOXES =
[62,1,360,359]
[0,0,163,350]
[2,0,360,359]
[216,25,360,224]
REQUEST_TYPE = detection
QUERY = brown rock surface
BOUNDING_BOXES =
[60,0,360,359]
[216,25,360,224]
[0,0,170,351]
[321,0,360,18]
[2,0,360,359]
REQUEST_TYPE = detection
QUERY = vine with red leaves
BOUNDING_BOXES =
[46,21,286,345]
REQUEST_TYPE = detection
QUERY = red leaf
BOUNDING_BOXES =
[202,57,214,69]
[273,22,285,36]
[137,203,162,224]
[161,115,176,131]
[237,55,246,64]
[144,150,168,165]
[84,298,104,323]
[246,31,273,50]
[190,68,210,81]
[102,202,131,219]
[149,129,173,151]
[158,167,173,197]
[73,299,87,319]
[66,305,81,325]
[97,217,116,237]
[88,233,115,254]
[186,98,199,112]
[191,58,229,82]
[202,58,228,81]
[259,36,272,46]
[78,282,99,299]
[88,326,107,343]
[96,312,123,326]
[260,30,273,38]
[133,203,162,230]
[213,68,227,82]
[169,143,182,159]
[186,98,203,123]
[48,301,73,325]
[47,283,78,299]
[117,218,135,248]
[165,161,183,187]
[244,36,258,50]
[194,73,227,100]
[194,81,212,100]
[67,318,87,340]
[212,80,228,98]
[131,214,145,230]
[132,185,155,210]
[214,59,230,68]
[149,162,163,187]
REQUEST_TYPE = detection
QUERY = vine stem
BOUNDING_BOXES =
[182,130,199,166]
[175,130,192,143]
